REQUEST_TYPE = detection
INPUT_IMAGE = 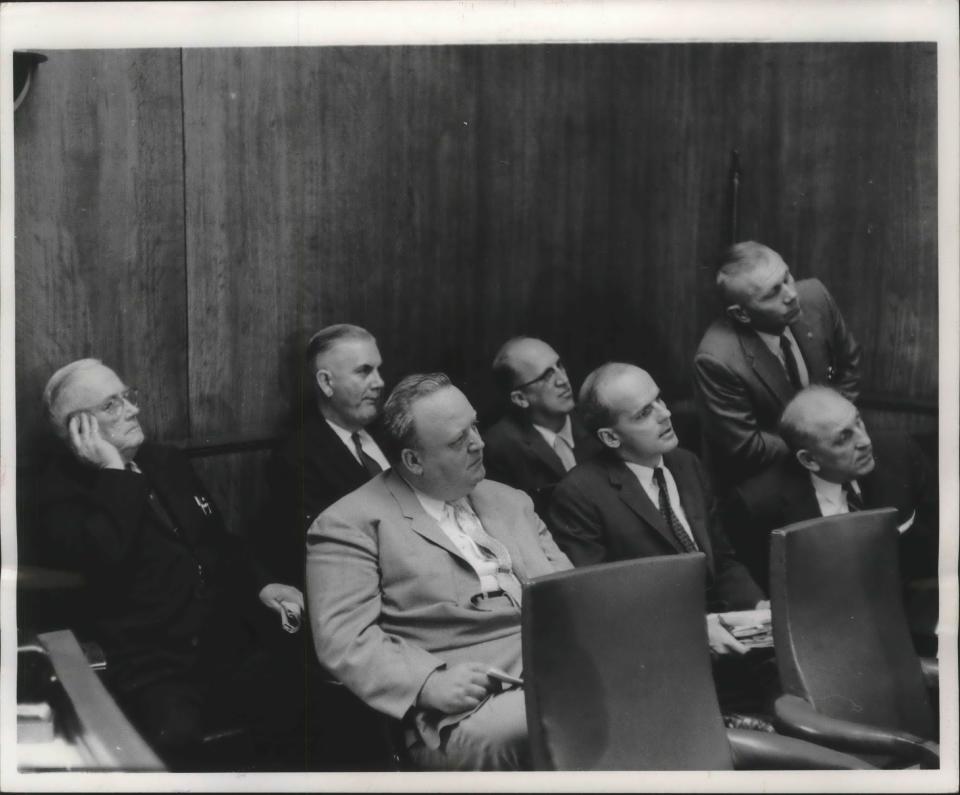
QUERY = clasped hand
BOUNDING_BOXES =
[417,663,496,714]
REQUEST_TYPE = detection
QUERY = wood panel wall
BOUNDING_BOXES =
[14,43,939,541]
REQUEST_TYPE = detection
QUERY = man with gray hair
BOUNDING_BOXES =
[257,323,388,586]
[725,386,937,645]
[306,373,571,770]
[37,358,304,769]
[693,241,861,487]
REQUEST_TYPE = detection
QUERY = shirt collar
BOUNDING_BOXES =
[532,414,574,448]
[756,325,799,356]
[325,418,370,448]
[623,456,665,488]
[808,472,846,507]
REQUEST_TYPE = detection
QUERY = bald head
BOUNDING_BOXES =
[779,386,875,482]
[579,363,678,466]
[492,336,574,429]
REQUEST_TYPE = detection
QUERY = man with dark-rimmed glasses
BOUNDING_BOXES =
[483,337,602,518]
[36,358,304,770]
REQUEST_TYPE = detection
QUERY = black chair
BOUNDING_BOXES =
[769,508,939,768]
[522,553,872,770]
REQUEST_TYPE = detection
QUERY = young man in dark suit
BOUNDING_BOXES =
[37,359,303,769]
[483,337,602,518]
[548,362,777,716]
[694,241,862,487]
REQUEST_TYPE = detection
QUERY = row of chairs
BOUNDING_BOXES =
[522,508,939,769]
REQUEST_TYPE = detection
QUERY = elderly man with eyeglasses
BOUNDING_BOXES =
[36,359,304,770]
[483,337,603,519]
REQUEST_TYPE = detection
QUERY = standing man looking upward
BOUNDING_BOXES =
[484,337,602,518]
[694,242,861,487]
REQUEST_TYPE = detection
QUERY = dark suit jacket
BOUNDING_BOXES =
[39,443,270,697]
[256,408,386,586]
[725,431,939,592]
[694,278,862,485]
[483,410,604,518]
[547,448,764,612]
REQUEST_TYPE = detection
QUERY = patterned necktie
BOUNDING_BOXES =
[351,432,383,477]
[652,467,699,554]
[553,434,577,472]
[446,499,523,606]
[779,334,805,391]
[842,481,864,512]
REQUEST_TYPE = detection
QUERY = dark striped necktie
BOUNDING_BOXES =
[653,467,699,554]
[351,432,383,477]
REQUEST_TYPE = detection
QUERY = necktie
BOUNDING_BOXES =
[351,432,383,477]
[779,334,804,391]
[553,434,577,472]
[446,499,523,606]
[652,467,699,554]
[842,481,863,512]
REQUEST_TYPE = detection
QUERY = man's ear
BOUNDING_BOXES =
[597,427,619,450]
[509,389,529,410]
[315,369,334,398]
[795,448,820,473]
[400,447,423,476]
[725,303,751,325]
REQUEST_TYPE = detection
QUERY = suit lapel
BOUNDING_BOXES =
[780,462,822,523]
[518,419,567,479]
[665,452,711,557]
[737,325,794,407]
[789,312,830,382]
[308,412,368,480]
[385,471,469,564]
[607,460,683,553]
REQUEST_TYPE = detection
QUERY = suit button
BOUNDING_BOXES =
[190,636,199,648]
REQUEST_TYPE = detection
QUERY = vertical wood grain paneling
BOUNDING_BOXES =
[14,49,188,450]
[15,44,937,545]
[180,43,936,440]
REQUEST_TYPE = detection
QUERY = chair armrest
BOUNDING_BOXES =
[726,728,874,769]
[774,694,939,768]
[920,657,939,689]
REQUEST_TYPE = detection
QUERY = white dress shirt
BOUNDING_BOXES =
[624,459,697,546]
[808,473,914,533]
[412,489,502,593]
[325,419,390,470]
[756,326,810,387]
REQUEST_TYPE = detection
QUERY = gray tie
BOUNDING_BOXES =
[553,434,577,472]
[446,499,523,606]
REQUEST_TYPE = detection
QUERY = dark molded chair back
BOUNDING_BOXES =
[522,554,732,770]
[770,508,935,740]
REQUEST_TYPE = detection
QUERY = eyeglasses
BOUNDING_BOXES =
[68,387,140,423]
[513,362,567,391]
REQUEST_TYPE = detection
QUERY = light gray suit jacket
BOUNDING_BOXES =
[306,469,571,727]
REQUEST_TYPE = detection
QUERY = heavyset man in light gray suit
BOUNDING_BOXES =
[306,372,572,770]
